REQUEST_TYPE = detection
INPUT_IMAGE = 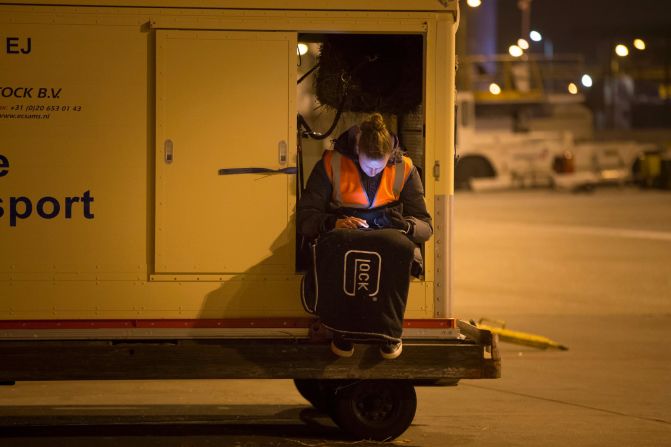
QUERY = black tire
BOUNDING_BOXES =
[454,156,496,190]
[294,379,338,413]
[331,380,417,441]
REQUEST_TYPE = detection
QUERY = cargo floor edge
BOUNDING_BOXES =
[0,321,500,382]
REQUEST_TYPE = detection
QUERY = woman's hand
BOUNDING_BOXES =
[335,216,369,229]
[373,209,412,234]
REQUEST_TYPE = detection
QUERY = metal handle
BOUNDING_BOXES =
[278,140,287,165]
[164,139,173,164]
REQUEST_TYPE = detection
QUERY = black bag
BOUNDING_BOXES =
[301,228,415,343]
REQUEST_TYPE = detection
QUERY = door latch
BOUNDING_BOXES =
[164,139,174,164]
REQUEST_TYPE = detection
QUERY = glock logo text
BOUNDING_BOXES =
[343,250,381,298]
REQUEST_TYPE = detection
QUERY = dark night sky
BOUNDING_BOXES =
[496,0,671,62]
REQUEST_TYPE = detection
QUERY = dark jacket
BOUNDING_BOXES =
[297,126,433,244]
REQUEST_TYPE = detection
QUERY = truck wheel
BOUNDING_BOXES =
[331,380,416,441]
[455,156,496,190]
[293,379,338,413]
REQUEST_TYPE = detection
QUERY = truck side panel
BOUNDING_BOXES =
[0,6,454,324]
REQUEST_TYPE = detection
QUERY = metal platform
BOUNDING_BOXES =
[0,320,499,382]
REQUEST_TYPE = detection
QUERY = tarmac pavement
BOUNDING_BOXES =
[442,188,671,446]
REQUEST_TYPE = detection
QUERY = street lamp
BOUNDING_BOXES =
[615,44,629,57]
[509,45,524,57]
[568,83,579,95]
[517,38,530,50]
[489,83,502,95]
[633,38,646,50]
[529,30,542,42]
[466,0,482,7]
[581,74,593,88]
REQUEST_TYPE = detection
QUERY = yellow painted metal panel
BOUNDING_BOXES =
[1,6,436,33]
[0,278,305,319]
[0,4,455,322]
[0,23,148,274]
[4,1,457,13]
[404,281,428,318]
[155,30,296,274]
[149,16,430,34]
[424,14,458,317]
[433,17,457,197]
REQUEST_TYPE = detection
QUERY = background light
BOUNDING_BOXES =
[568,83,579,95]
[529,30,542,42]
[517,38,530,50]
[467,0,482,7]
[615,44,629,57]
[581,74,593,88]
[633,38,646,50]
[508,45,524,57]
[297,43,309,56]
[489,83,502,95]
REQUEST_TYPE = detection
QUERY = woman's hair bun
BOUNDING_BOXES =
[366,113,387,132]
[358,113,392,159]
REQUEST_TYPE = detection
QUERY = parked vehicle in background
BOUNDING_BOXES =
[454,54,669,191]
[455,91,572,190]
[554,140,666,191]
[631,147,671,189]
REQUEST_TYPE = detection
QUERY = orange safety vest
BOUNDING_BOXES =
[322,150,413,209]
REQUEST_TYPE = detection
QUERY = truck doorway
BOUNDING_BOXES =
[295,33,426,271]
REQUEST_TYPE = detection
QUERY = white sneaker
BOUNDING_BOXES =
[379,340,402,360]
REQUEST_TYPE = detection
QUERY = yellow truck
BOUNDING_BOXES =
[0,0,499,439]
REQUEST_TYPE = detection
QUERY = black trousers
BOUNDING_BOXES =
[301,228,415,343]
